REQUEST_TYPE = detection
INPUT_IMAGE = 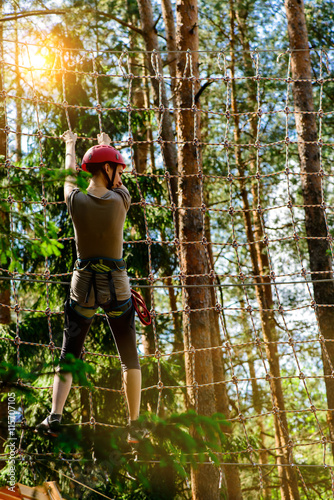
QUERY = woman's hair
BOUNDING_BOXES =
[85,161,119,176]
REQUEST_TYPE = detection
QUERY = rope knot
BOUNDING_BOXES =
[148,273,155,283]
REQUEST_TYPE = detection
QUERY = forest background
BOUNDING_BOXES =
[0,0,334,499]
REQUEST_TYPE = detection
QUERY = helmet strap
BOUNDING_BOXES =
[102,164,116,190]
[110,165,117,190]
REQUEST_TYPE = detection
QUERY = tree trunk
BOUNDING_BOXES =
[205,208,243,500]
[229,2,300,498]
[0,0,10,326]
[240,300,270,499]
[161,0,177,102]
[15,4,22,161]
[0,0,10,465]
[128,12,150,175]
[175,1,220,498]
[285,0,334,457]
[136,0,178,206]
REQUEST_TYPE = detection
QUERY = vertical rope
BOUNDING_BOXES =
[0,42,333,494]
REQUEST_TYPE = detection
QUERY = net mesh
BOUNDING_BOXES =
[1,40,334,495]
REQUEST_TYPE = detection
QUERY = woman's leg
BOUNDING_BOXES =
[51,370,73,415]
[36,300,94,433]
[123,368,142,421]
[104,300,141,422]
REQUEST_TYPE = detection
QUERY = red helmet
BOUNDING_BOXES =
[81,144,126,172]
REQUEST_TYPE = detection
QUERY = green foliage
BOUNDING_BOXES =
[0,406,232,499]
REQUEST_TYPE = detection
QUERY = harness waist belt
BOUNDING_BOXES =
[73,258,126,304]
[74,258,126,273]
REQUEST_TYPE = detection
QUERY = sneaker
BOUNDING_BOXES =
[35,414,61,437]
[127,421,149,446]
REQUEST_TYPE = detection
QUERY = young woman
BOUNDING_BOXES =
[36,131,142,443]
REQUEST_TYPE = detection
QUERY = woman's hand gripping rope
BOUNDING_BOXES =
[131,289,152,326]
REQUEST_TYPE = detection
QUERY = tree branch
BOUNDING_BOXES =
[0,8,143,36]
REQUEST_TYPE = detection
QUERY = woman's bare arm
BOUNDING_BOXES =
[61,130,78,204]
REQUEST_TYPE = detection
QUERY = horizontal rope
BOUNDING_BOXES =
[3,38,334,54]
[0,274,333,287]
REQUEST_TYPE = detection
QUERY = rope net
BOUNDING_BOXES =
[1,39,334,497]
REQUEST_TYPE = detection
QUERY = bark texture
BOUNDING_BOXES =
[230,2,301,498]
[205,210,243,500]
[0,0,10,325]
[285,0,334,456]
[136,0,178,205]
[175,1,220,498]
[161,0,178,107]
[0,0,10,465]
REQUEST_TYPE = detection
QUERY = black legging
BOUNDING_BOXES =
[59,297,140,371]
